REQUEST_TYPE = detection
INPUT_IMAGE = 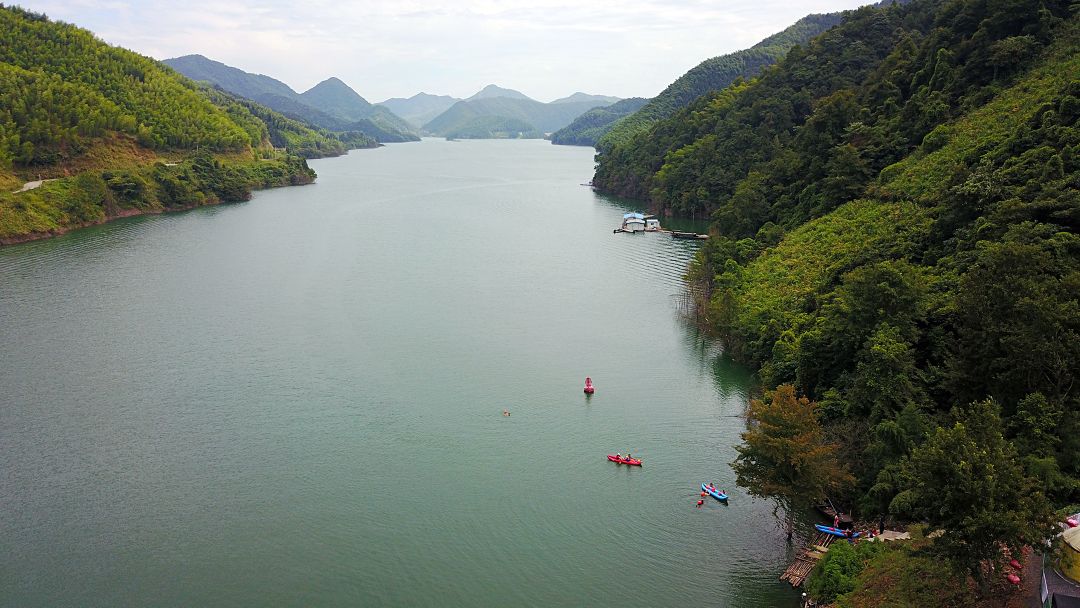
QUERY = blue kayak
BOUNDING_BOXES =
[815,524,860,538]
[701,483,728,502]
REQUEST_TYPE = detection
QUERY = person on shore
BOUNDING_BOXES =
[834,514,840,528]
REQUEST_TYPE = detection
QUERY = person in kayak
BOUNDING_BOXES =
[615,453,622,460]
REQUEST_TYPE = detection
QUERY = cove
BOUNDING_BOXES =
[0,139,801,607]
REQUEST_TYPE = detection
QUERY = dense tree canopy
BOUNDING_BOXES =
[889,400,1058,590]
[0,5,323,240]
[605,0,1079,594]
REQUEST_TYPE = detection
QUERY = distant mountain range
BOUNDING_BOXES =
[163,55,419,143]
[376,93,460,129]
[465,84,532,102]
[164,56,620,141]
[421,87,621,139]
[550,92,622,105]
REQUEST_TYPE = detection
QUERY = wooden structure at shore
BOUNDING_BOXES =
[781,532,835,587]
[669,230,709,240]
[781,527,912,588]
[815,501,853,526]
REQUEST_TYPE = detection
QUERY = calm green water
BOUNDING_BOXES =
[0,139,801,607]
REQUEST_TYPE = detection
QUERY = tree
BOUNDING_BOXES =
[806,538,883,603]
[732,384,855,538]
[888,400,1058,593]
[949,224,1080,416]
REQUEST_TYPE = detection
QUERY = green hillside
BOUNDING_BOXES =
[0,5,323,243]
[549,97,648,146]
[594,12,842,153]
[200,87,375,158]
[593,5,911,207]
[595,0,1079,602]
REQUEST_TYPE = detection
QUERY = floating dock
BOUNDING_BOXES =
[781,532,834,587]
[670,231,709,240]
[612,228,709,239]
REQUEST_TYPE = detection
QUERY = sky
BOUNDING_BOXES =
[22,0,872,103]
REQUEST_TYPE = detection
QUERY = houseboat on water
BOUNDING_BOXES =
[615,213,661,233]
[620,213,646,232]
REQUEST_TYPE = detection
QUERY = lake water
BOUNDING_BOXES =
[0,139,801,607]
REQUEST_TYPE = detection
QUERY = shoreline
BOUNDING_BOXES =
[0,180,314,247]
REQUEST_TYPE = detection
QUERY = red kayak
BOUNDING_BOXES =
[607,454,642,466]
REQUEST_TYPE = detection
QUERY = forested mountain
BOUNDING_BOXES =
[299,79,418,142]
[164,54,297,102]
[595,12,843,152]
[199,86,374,158]
[594,0,1079,602]
[424,96,614,139]
[298,77,370,121]
[549,92,622,105]
[377,92,461,128]
[465,84,533,102]
[0,5,329,243]
[164,56,419,143]
[550,97,648,146]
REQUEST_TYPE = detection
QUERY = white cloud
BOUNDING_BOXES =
[22,0,871,101]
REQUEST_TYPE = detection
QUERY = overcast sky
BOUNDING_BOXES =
[23,0,871,103]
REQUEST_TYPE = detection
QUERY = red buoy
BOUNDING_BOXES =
[584,377,595,394]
